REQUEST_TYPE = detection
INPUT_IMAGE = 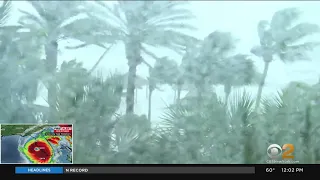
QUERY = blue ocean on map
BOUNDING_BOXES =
[1,135,27,163]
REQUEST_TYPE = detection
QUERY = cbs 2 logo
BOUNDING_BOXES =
[267,144,294,159]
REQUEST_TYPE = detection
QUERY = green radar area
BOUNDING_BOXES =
[1,124,55,137]
[1,124,73,164]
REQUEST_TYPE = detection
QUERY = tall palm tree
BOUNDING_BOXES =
[18,1,90,122]
[217,54,259,103]
[251,8,320,111]
[78,1,198,114]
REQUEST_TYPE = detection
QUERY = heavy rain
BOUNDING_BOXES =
[1,1,320,164]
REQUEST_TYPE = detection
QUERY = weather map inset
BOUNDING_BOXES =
[1,124,73,164]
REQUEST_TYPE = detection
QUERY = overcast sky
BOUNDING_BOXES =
[10,1,320,122]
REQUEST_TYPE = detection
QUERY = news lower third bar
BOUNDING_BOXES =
[15,166,255,174]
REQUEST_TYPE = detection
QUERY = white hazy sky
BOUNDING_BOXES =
[9,1,320,122]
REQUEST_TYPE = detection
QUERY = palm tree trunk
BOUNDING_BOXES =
[125,38,142,114]
[254,61,270,112]
[195,81,204,105]
[224,84,231,104]
[148,88,153,122]
[241,111,256,163]
[45,41,58,123]
[126,63,137,114]
[303,104,313,163]
[176,85,181,104]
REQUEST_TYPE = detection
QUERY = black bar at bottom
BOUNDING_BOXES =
[2,164,320,175]
[63,166,255,174]
[256,165,308,174]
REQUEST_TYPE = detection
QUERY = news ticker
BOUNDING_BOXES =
[6,164,318,175]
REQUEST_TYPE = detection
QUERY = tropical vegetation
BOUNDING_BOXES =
[1,1,320,164]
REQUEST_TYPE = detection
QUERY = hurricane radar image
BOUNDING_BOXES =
[0,124,73,164]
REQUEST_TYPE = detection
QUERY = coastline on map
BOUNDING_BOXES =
[1,123,73,164]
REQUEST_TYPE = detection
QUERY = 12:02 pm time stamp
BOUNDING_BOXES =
[281,167,304,173]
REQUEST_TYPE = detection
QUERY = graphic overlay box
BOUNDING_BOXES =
[1,124,73,164]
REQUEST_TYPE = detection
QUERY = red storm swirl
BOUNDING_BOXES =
[27,141,52,163]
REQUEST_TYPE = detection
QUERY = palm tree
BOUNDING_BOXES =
[55,61,124,163]
[0,0,43,123]
[196,31,259,103]
[168,63,188,104]
[160,90,256,163]
[181,31,237,102]
[172,78,189,104]
[251,8,320,111]
[216,54,259,103]
[79,1,198,114]
[147,57,178,121]
[18,1,90,122]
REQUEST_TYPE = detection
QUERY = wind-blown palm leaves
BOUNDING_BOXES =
[55,60,88,123]
[0,37,40,123]
[55,61,154,164]
[74,73,124,163]
[111,113,151,163]
[76,1,198,114]
[147,57,179,121]
[18,1,89,122]
[181,31,259,103]
[3,1,320,164]
[0,0,42,123]
[0,0,11,27]
[55,61,124,163]
[260,82,320,163]
[182,31,237,96]
[217,54,258,103]
[160,91,257,163]
[251,7,320,111]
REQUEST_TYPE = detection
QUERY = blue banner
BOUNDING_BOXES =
[15,167,63,174]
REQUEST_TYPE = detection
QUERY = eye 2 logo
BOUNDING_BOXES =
[266,144,299,164]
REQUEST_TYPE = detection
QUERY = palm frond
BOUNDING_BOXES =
[18,10,46,30]
[278,42,320,62]
[200,31,237,58]
[261,91,284,113]
[20,1,88,43]
[282,23,320,44]
[270,7,301,39]
[216,54,258,87]
[144,29,199,54]
[63,14,124,48]
[91,1,128,31]
[228,90,254,124]
[87,1,198,55]
[0,0,12,27]
[143,2,194,24]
